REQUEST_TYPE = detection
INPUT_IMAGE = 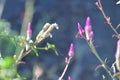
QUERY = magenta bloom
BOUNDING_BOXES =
[68,76,72,80]
[78,22,84,38]
[84,17,93,40]
[26,22,32,40]
[68,43,74,57]
[85,17,91,27]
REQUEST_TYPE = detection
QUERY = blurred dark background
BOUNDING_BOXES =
[1,0,120,80]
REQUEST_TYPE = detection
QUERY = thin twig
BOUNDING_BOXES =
[58,57,72,80]
[87,40,115,80]
[98,0,119,38]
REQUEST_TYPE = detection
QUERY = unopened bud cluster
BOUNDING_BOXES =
[59,43,74,80]
[65,43,74,64]
[77,17,94,41]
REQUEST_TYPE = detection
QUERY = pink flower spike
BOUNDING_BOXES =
[86,17,91,27]
[68,43,74,58]
[68,76,72,80]
[26,22,32,40]
[78,22,84,38]
[85,17,92,40]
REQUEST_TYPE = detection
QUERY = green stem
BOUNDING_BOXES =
[87,41,115,80]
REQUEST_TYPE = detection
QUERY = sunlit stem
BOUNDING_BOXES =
[58,57,72,80]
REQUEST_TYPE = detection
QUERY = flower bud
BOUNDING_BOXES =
[95,2,100,9]
[78,22,84,38]
[68,43,74,57]
[65,57,68,64]
[85,17,92,40]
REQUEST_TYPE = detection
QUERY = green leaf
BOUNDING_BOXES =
[0,58,6,68]
[17,36,26,42]
[47,42,59,56]
[0,56,14,68]
[32,47,39,56]
[9,37,17,46]
[4,56,14,68]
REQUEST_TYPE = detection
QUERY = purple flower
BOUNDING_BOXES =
[84,17,93,40]
[78,22,84,38]
[68,43,74,58]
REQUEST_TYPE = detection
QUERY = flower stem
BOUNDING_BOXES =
[87,41,115,80]
[58,57,72,80]
[97,0,119,38]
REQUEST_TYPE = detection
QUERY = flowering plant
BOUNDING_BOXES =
[75,0,120,80]
[0,0,120,80]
